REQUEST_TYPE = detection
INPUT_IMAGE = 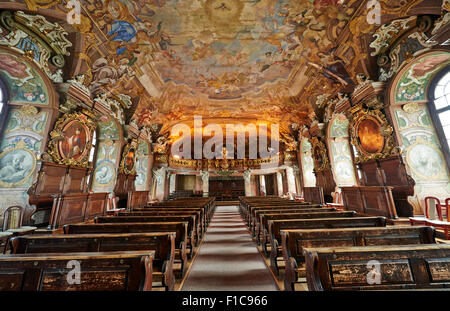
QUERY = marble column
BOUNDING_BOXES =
[200,170,209,197]
[152,167,166,201]
[169,173,176,195]
[286,167,297,195]
[243,170,252,196]
[259,175,266,196]
[276,172,283,196]
[293,165,301,196]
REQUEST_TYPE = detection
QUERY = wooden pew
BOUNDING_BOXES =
[95,215,198,258]
[131,208,206,238]
[48,192,109,229]
[119,210,203,240]
[9,233,176,291]
[246,204,322,229]
[252,207,337,241]
[303,244,450,291]
[268,216,387,275]
[281,226,436,291]
[0,251,154,291]
[241,201,317,224]
[64,222,188,278]
[259,211,357,255]
[127,190,149,209]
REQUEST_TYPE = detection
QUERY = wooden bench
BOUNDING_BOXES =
[119,210,203,239]
[246,204,322,231]
[303,244,450,291]
[0,251,154,291]
[281,226,436,291]
[249,205,329,237]
[130,208,207,237]
[64,222,188,278]
[252,207,337,238]
[9,233,175,291]
[268,216,387,275]
[259,211,357,255]
[95,215,198,258]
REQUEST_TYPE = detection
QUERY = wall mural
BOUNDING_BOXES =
[0,50,49,105]
[135,140,150,191]
[0,104,49,216]
[329,114,356,186]
[0,141,36,187]
[300,138,316,187]
[98,117,120,140]
[0,105,47,188]
[92,117,120,192]
[394,102,450,203]
[395,52,450,102]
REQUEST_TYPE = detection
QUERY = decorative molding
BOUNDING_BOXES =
[370,16,417,57]
[0,10,72,83]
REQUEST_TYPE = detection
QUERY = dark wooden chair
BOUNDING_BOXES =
[1,206,37,251]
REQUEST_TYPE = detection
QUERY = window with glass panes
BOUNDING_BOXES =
[433,71,450,150]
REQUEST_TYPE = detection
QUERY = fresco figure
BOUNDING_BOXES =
[0,151,33,184]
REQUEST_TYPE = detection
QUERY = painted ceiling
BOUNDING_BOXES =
[88,0,359,130]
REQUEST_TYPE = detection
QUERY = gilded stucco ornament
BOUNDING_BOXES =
[370,16,417,57]
[0,10,71,83]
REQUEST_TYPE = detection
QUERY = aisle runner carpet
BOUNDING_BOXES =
[181,205,279,291]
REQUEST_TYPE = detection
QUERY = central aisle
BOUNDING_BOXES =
[181,205,279,291]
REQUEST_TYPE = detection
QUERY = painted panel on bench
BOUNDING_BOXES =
[297,237,355,250]
[40,269,128,291]
[363,235,422,246]
[330,259,414,286]
[426,258,450,282]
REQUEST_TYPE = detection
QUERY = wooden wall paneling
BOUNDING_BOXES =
[341,187,365,214]
[85,192,109,220]
[360,186,398,219]
[48,193,89,229]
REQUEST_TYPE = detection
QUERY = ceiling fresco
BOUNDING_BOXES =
[1,0,444,144]
[82,0,359,129]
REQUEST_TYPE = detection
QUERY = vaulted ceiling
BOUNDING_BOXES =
[6,0,443,143]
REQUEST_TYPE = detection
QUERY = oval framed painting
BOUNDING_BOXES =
[57,120,90,161]
[356,117,385,154]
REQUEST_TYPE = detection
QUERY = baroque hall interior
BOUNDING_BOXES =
[0,0,448,292]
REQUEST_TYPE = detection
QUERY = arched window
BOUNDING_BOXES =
[432,71,450,149]
[430,69,450,168]
[300,138,316,187]
[0,79,9,138]
[86,130,98,191]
